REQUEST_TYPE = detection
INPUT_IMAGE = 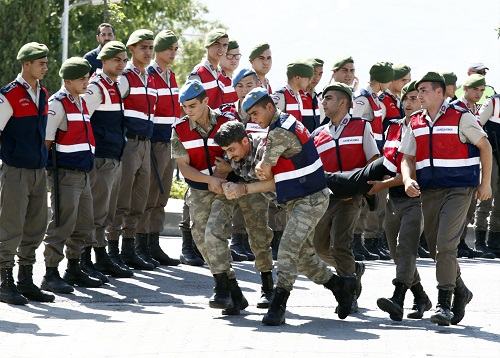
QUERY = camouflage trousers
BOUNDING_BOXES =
[186,187,235,278]
[277,188,334,291]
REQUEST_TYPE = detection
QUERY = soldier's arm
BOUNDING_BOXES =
[475,136,492,201]
[45,100,66,150]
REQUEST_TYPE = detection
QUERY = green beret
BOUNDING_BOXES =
[440,71,458,86]
[331,55,354,71]
[322,82,352,103]
[204,28,228,47]
[227,40,239,51]
[59,57,91,80]
[393,63,411,80]
[308,58,324,68]
[97,40,127,60]
[369,62,394,83]
[401,80,417,101]
[463,74,486,88]
[249,42,270,60]
[287,59,314,78]
[126,29,154,47]
[17,42,48,62]
[154,30,178,52]
[415,71,445,89]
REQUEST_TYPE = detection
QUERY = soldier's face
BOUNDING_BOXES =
[247,102,274,129]
[207,38,229,63]
[333,63,355,85]
[308,66,323,90]
[103,52,127,78]
[66,74,90,95]
[322,90,343,118]
[222,137,250,162]
[96,27,115,46]
[464,85,485,104]
[392,73,411,93]
[220,48,240,72]
[181,97,208,123]
[130,40,154,66]
[402,90,420,118]
[445,84,457,98]
[417,82,442,110]
[156,42,179,65]
[26,57,48,80]
[250,49,272,76]
[235,76,258,101]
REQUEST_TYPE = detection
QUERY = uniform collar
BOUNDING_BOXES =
[100,71,119,85]
[126,61,148,78]
[188,108,219,131]
[201,58,220,78]
[16,74,39,93]
[60,86,83,108]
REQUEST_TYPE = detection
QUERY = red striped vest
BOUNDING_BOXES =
[359,89,383,142]
[220,70,238,104]
[382,120,404,174]
[194,64,225,109]
[300,90,320,133]
[275,86,302,122]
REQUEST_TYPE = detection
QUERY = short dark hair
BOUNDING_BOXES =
[194,90,207,103]
[97,23,114,36]
[430,81,446,94]
[214,121,247,147]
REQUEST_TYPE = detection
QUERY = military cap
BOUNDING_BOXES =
[204,28,228,47]
[249,42,270,60]
[97,40,127,60]
[401,80,417,101]
[287,59,314,78]
[242,87,269,112]
[463,74,486,88]
[154,30,178,52]
[232,68,256,87]
[322,82,352,103]
[415,71,445,88]
[17,42,48,62]
[126,29,154,47]
[331,55,354,71]
[227,40,239,51]
[393,63,411,80]
[369,62,394,83]
[178,80,206,103]
[469,62,489,71]
[59,57,91,80]
[307,58,324,68]
[441,71,458,86]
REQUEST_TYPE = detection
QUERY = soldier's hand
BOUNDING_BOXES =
[223,182,245,199]
[208,176,226,195]
[404,178,420,197]
[476,183,492,201]
[367,180,385,195]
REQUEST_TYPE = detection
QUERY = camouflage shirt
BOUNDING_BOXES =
[262,110,303,166]
[230,133,266,182]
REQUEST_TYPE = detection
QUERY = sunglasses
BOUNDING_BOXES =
[226,54,242,60]
[471,69,487,75]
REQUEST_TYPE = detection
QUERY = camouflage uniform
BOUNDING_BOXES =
[171,110,235,278]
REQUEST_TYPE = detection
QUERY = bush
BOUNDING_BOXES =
[170,179,188,199]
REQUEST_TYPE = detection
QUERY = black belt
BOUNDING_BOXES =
[126,132,150,141]
[58,166,88,173]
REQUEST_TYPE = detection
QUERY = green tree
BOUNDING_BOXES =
[0,0,223,93]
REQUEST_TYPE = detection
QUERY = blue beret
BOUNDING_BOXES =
[232,68,256,87]
[178,80,206,103]
[242,87,269,112]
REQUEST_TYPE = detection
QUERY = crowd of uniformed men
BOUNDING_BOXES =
[0,22,498,328]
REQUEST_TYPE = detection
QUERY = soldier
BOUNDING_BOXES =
[83,23,116,76]
[172,80,247,315]
[0,42,53,305]
[455,62,496,105]
[452,75,495,259]
[213,121,275,308]
[135,30,181,266]
[478,93,500,257]
[441,71,458,101]
[219,39,240,104]
[41,57,103,293]
[248,42,273,93]
[373,81,433,321]
[242,87,357,326]
[108,29,158,270]
[330,55,357,92]
[82,41,133,279]
[380,63,410,135]
[312,82,379,313]
[301,58,324,133]
[401,72,492,326]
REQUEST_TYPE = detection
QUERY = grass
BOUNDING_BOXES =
[169,179,188,199]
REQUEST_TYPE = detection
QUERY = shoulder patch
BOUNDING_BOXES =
[48,109,56,116]
[0,82,17,95]
[379,92,387,100]
[355,100,365,105]
[172,115,189,128]
[451,104,468,113]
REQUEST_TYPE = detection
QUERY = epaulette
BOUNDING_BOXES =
[49,90,66,102]
[219,103,235,112]
[379,92,387,100]
[388,118,403,125]
[219,110,236,121]
[310,124,327,137]
[358,88,370,98]
[410,109,424,117]
[0,82,17,95]
[449,102,468,113]
[147,66,156,76]
[172,115,189,128]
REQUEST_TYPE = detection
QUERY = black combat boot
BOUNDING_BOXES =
[94,246,133,278]
[353,234,379,260]
[63,259,103,287]
[324,274,357,319]
[230,248,248,262]
[135,233,160,267]
[407,282,432,319]
[475,230,497,259]
[179,228,204,266]
[354,261,365,299]
[121,237,155,270]
[377,282,408,321]
[209,273,233,309]
[230,234,250,261]
[240,234,255,261]
[430,289,454,326]
[17,265,55,302]
[0,268,28,305]
[257,271,274,309]
[271,230,283,261]
[262,287,290,326]
[457,239,484,258]
[487,231,500,257]
[450,277,473,325]
[364,237,391,260]
[108,239,131,271]
[148,232,180,266]
[222,278,249,315]
[41,267,74,294]
[80,246,109,284]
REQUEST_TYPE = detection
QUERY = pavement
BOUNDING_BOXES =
[1,199,500,357]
